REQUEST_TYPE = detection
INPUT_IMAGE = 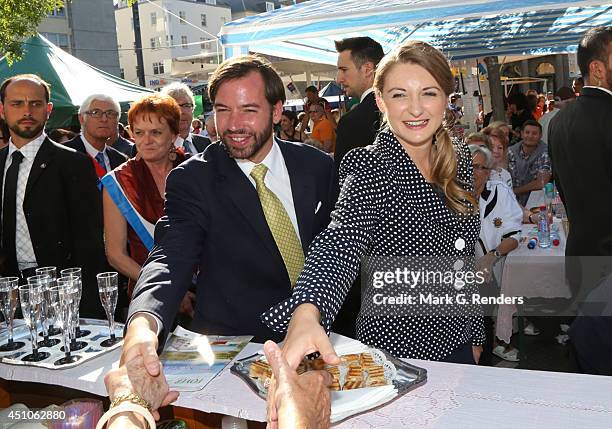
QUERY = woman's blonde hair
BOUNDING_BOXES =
[373,41,477,215]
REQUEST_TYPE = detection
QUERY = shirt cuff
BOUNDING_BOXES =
[126,311,162,336]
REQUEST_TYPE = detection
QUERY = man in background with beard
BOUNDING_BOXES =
[119,56,337,383]
[0,74,106,317]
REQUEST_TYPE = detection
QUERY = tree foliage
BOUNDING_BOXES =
[0,0,65,64]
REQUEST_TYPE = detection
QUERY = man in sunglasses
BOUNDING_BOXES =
[64,94,128,176]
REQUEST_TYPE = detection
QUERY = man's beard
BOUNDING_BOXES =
[222,118,273,160]
[9,120,45,140]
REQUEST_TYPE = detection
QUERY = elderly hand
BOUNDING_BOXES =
[113,345,179,420]
[476,252,497,283]
[264,340,332,429]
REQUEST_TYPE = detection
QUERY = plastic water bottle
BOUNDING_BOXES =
[544,182,555,216]
[538,205,551,248]
[551,229,560,246]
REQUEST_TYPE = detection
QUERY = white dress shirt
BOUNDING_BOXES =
[174,134,196,155]
[360,87,374,103]
[81,134,110,171]
[235,139,301,243]
[2,133,47,270]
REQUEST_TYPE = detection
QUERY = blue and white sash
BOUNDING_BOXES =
[101,172,155,251]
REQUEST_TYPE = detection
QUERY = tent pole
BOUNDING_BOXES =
[132,2,146,87]
[484,56,506,123]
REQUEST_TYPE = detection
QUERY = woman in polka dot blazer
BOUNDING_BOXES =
[263,41,485,367]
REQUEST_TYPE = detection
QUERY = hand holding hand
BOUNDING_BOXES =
[264,340,332,429]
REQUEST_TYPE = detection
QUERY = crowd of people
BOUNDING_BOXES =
[0,23,610,429]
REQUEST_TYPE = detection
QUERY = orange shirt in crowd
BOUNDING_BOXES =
[311,118,336,153]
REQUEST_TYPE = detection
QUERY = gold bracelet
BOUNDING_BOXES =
[110,393,152,411]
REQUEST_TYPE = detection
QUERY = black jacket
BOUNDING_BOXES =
[128,139,337,344]
[63,135,128,170]
[0,138,107,318]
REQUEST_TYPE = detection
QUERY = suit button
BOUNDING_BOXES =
[455,238,465,251]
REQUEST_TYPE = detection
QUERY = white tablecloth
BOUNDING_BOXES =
[2,343,612,428]
[497,210,571,343]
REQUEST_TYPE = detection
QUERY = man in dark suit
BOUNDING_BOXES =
[334,37,384,171]
[110,124,135,158]
[119,56,336,382]
[161,83,211,154]
[332,37,384,337]
[0,74,106,318]
[548,26,612,375]
[63,94,128,174]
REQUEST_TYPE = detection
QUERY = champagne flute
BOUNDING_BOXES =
[96,272,121,347]
[59,267,90,338]
[18,284,50,362]
[28,275,60,348]
[0,277,25,351]
[35,266,61,335]
[52,279,82,366]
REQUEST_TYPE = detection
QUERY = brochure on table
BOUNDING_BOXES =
[160,325,252,392]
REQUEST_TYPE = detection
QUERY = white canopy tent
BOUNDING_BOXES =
[220,1,612,62]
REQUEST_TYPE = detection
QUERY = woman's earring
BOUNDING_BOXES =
[134,151,142,161]
[168,150,177,161]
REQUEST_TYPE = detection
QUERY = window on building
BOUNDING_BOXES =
[266,2,275,12]
[120,68,125,79]
[150,37,157,49]
[41,33,69,50]
[200,37,207,49]
[205,0,216,4]
[179,11,186,24]
[201,14,207,27]
[150,12,157,25]
[49,7,66,17]
[153,62,165,75]
[181,36,188,49]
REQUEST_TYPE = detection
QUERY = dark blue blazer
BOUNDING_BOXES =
[128,139,337,344]
[111,135,136,158]
[63,136,128,170]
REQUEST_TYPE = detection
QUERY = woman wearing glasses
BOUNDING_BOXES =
[264,41,485,369]
[101,94,194,316]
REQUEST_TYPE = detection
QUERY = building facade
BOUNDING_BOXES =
[38,0,121,76]
[115,0,231,89]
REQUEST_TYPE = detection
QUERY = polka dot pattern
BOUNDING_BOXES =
[262,128,485,360]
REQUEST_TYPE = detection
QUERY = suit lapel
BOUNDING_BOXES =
[214,146,285,265]
[278,140,315,253]
[25,138,56,198]
[0,147,8,198]
[73,136,87,154]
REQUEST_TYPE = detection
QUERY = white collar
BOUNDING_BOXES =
[81,133,106,158]
[174,134,193,149]
[360,87,374,103]
[235,138,282,179]
[8,132,47,161]
[583,86,612,97]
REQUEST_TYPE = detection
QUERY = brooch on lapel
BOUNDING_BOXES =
[40,163,47,169]
[493,217,503,228]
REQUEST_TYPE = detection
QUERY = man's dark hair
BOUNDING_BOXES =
[334,37,384,69]
[305,85,318,94]
[522,119,542,133]
[507,92,527,110]
[555,86,575,101]
[208,55,286,105]
[577,26,612,78]
[0,74,51,104]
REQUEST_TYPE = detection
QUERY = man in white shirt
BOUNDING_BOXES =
[160,83,211,154]
[63,94,128,175]
[0,74,106,318]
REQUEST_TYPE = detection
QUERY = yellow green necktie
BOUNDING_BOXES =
[250,164,304,287]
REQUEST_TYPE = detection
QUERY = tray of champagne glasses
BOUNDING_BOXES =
[0,270,124,369]
[0,319,124,369]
